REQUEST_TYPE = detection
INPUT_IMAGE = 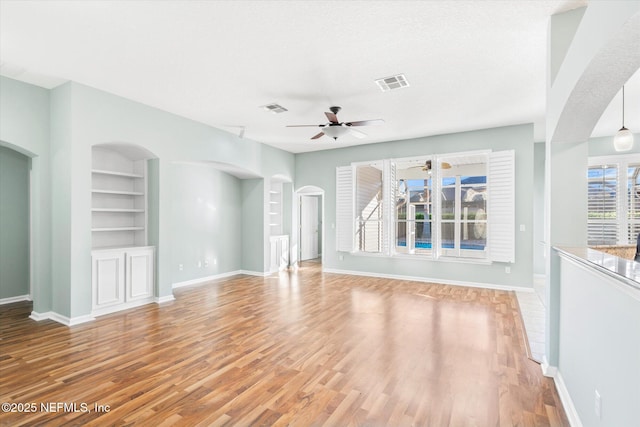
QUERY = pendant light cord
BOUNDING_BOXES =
[622,85,626,128]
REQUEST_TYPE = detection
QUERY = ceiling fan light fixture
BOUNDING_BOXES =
[613,86,633,152]
[322,125,350,140]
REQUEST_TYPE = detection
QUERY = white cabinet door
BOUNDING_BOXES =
[126,247,154,302]
[92,250,126,310]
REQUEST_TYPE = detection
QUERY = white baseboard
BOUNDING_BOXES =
[30,311,95,326]
[91,298,154,318]
[155,295,175,304]
[29,311,52,321]
[0,294,31,305]
[322,268,533,292]
[541,356,557,377]
[553,371,583,427]
[239,270,270,277]
[172,270,243,289]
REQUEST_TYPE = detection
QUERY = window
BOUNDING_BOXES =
[587,165,618,245]
[628,163,640,243]
[588,155,640,246]
[439,154,487,258]
[336,150,514,263]
[395,158,433,255]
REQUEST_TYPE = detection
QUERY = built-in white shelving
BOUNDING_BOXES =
[92,169,144,179]
[269,183,283,236]
[91,145,156,318]
[92,189,145,196]
[91,208,145,213]
[91,146,148,249]
[92,227,145,232]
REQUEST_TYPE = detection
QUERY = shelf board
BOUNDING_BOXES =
[92,189,144,196]
[92,169,144,178]
[91,208,145,213]
[92,227,145,232]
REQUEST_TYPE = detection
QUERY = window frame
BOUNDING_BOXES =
[588,154,640,245]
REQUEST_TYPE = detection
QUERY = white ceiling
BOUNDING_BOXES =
[1,0,637,154]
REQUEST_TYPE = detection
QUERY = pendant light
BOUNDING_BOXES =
[613,85,634,152]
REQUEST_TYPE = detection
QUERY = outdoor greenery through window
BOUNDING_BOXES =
[439,155,488,259]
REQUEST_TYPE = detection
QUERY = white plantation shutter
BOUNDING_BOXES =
[336,166,354,252]
[488,150,515,263]
[355,164,384,253]
[382,160,396,255]
[587,165,619,245]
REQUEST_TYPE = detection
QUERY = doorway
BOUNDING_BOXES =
[296,187,324,266]
[0,145,30,303]
[300,195,320,261]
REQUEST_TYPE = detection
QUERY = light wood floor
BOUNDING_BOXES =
[0,262,568,426]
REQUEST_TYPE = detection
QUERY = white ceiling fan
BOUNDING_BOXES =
[286,106,384,140]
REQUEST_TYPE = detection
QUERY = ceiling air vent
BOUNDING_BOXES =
[261,103,288,114]
[375,74,409,92]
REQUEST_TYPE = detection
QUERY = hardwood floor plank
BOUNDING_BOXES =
[0,262,569,426]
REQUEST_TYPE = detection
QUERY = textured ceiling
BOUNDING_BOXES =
[1,0,636,154]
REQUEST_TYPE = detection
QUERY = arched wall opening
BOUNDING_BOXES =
[543,1,640,398]
[0,142,32,303]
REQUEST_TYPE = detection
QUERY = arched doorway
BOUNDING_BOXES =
[0,143,31,303]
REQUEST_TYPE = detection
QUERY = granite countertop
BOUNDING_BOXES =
[589,244,635,260]
[554,246,640,291]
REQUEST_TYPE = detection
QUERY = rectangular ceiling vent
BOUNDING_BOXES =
[261,103,288,114]
[375,74,409,92]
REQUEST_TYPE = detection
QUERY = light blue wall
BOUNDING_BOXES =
[533,142,546,275]
[0,146,30,299]
[170,162,242,283]
[296,124,535,288]
[147,158,160,296]
[49,83,74,317]
[241,178,265,273]
[0,76,51,313]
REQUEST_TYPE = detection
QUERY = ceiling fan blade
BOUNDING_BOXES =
[348,128,367,139]
[346,119,384,127]
[311,132,325,140]
[325,112,339,123]
[286,124,322,127]
[441,162,452,169]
